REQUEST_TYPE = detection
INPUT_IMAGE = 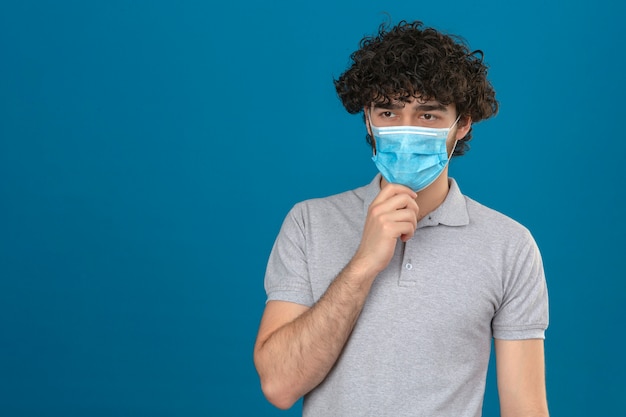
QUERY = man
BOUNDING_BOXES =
[254,20,549,417]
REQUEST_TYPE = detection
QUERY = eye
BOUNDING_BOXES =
[379,111,394,119]
[423,113,436,121]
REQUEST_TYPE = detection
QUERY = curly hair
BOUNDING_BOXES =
[334,20,499,156]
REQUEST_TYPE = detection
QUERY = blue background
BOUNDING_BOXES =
[1,1,624,416]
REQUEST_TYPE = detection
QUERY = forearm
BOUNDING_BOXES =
[254,260,376,409]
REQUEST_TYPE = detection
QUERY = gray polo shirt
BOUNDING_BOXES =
[264,175,549,417]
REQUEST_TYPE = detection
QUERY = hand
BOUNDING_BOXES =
[352,183,419,275]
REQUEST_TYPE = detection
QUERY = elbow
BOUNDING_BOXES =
[253,345,304,409]
[259,375,301,410]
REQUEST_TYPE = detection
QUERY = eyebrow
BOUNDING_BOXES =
[372,102,405,110]
[372,101,448,112]
[414,103,448,112]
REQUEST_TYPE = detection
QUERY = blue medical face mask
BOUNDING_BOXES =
[369,115,460,192]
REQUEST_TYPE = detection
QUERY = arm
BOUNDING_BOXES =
[253,261,376,410]
[495,339,549,417]
[253,184,419,409]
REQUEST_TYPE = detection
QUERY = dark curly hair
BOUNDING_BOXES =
[334,20,499,156]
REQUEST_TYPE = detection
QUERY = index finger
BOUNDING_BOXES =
[375,182,417,202]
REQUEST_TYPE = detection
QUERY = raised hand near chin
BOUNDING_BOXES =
[352,183,419,277]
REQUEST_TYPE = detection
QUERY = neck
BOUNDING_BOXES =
[380,168,450,221]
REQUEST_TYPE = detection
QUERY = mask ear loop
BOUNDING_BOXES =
[448,114,463,159]
[366,110,377,156]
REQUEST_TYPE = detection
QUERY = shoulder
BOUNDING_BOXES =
[275,180,376,245]
[463,195,536,248]
[289,180,373,221]
[465,196,524,227]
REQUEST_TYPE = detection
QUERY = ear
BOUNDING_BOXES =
[455,116,472,140]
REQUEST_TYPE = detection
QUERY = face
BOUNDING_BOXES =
[366,96,471,153]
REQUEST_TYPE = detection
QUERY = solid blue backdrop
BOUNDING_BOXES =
[1,1,624,415]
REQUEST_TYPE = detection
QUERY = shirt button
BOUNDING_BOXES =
[405,263,413,270]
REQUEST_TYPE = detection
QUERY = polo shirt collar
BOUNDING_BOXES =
[361,174,469,228]
[417,177,469,228]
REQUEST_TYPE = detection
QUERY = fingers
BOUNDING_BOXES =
[369,184,419,235]
[370,202,418,232]
[363,187,419,246]
[374,209,417,242]
[354,183,420,274]
[374,182,417,204]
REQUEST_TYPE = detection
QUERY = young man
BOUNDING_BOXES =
[254,20,549,417]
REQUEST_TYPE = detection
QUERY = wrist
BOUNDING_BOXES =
[343,255,381,286]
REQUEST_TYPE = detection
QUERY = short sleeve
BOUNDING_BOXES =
[264,203,315,307]
[492,231,549,340]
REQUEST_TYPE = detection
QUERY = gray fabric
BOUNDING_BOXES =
[264,174,549,417]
